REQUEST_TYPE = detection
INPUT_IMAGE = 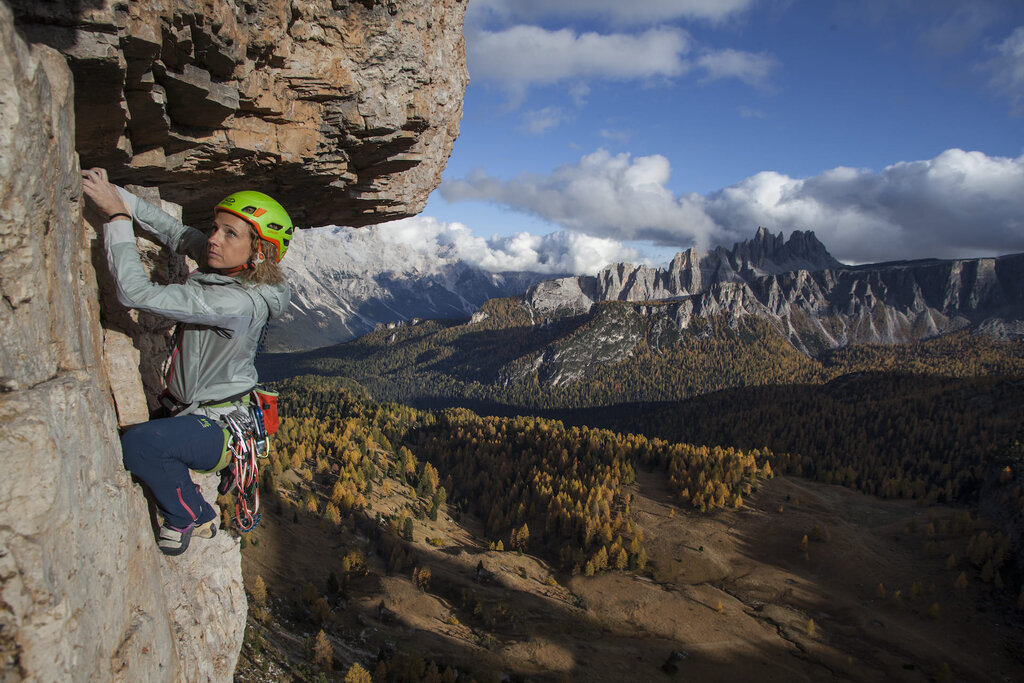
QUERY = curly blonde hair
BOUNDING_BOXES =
[239,232,286,286]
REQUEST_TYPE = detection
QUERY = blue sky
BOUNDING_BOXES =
[396,0,1024,273]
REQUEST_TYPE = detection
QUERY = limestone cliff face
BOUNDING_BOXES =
[9,0,468,228]
[0,0,467,680]
[1,8,245,682]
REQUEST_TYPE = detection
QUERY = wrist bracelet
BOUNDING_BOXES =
[107,212,132,222]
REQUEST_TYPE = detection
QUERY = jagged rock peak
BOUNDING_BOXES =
[525,228,844,313]
[719,227,844,277]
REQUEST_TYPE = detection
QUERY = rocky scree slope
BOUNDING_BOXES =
[267,226,556,351]
[0,2,466,681]
[525,228,1024,356]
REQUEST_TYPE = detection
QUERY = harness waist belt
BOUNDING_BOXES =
[199,387,255,409]
[160,387,254,414]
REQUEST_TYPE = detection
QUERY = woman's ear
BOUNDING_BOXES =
[249,227,265,265]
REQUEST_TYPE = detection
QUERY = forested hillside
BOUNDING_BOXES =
[564,373,1024,502]
[235,373,1024,681]
[256,373,1023,578]
[266,376,775,572]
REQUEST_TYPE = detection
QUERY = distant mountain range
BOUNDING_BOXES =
[520,227,1024,355]
[260,227,1024,408]
[266,226,558,352]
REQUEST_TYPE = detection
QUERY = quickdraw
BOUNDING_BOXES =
[219,400,271,532]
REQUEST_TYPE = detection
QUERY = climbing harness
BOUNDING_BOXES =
[219,394,273,532]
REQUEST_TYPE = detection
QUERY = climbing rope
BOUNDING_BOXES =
[221,403,269,532]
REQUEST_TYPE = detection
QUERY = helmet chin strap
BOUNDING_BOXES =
[217,247,264,276]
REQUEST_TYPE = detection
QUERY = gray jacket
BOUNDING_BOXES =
[104,188,290,415]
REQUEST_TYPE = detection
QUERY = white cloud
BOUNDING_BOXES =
[441,148,1024,263]
[442,150,725,249]
[373,215,642,275]
[469,0,756,26]
[983,26,1024,113]
[599,128,633,143]
[522,107,569,134]
[468,26,691,89]
[697,49,778,89]
[568,82,591,107]
[468,25,780,97]
[919,4,1000,55]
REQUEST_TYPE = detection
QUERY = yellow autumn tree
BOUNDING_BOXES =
[249,575,267,607]
[344,662,372,683]
[314,629,332,671]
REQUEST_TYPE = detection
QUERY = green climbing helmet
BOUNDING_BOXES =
[214,190,294,261]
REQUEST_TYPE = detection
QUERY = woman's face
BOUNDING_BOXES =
[208,212,255,270]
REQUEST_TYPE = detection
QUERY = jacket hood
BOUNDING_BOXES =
[257,281,291,319]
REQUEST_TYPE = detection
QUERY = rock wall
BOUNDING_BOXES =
[8,0,468,228]
[1,6,246,681]
[0,0,467,681]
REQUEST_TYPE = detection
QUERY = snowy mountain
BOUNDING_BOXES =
[266,226,559,351]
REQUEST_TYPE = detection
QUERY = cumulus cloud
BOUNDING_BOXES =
[468,25,691,90]
[983,26,1024,113]
[697,49,778,89]
[443,150,722,249]
[469,0,755,25]
[469,24,779,97]
[441,148,1024,263]
[373,216,643,275]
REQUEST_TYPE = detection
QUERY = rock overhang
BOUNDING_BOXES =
[9,0,468,228]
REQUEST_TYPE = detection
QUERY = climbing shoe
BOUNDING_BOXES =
[194,519,217,540]
[157,522,195,556]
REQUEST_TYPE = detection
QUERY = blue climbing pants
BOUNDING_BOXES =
[121,415,225,529]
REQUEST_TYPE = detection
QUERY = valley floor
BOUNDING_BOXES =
[235,473,1024,682]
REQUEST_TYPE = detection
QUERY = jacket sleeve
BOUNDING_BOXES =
[115,186,208,262]
[103,218,257,337]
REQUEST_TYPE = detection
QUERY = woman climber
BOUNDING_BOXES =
[81,167,293,555]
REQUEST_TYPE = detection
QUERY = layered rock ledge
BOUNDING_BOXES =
[9,0,468,227]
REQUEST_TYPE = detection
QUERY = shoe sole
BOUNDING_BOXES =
[158,524,193,556]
